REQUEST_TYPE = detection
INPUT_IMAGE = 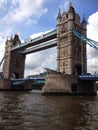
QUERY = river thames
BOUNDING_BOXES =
[0,90,98,130]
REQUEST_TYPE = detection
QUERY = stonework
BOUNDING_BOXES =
[3,34,25,79]
[42,70,78,94]
[42,69,97,95]
[0,79,11,89]
[57,3,87,75]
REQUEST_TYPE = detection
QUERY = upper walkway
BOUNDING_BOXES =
[11,29,57,53]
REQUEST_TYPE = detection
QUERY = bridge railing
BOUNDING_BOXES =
[11,77,45,85]
[78,74,98,80]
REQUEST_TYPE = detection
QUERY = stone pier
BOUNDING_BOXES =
[42,69,97,95]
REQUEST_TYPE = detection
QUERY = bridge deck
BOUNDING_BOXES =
[11,78,45,85]
[78,75,98,81]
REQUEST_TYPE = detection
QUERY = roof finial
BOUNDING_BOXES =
[70,2,73,7]
[57,8,61,18]
[82,14,86,23]
[15,32,19,36]
[68,2,75,13]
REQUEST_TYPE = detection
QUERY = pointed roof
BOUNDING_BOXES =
[57,8,61,18]
[68,2,75,14]
[13,33,21,45]
[81,15,86,24]
[15,32,19,36]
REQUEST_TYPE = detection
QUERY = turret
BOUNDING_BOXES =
[68,2,75,20]
[57,8,61,24]
[13,33,21,46]
[75,13,80,24]
[81,15,86,29]
[57,8,62,36]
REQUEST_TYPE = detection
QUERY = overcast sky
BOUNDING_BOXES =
[0,0,98,76]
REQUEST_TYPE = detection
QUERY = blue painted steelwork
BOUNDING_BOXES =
[72,30,98,50]
[78,74,98,81]
[73,30,98,80]
[12,78,45,85]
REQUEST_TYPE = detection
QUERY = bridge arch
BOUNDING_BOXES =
[12,72,20,79]
[73,64,82,75]
[71,83,77,93]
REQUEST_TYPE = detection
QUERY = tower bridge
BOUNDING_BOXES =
[0,3,98,95]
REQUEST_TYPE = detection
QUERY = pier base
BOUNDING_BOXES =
[42,69,97,96]
[0,79,11,90]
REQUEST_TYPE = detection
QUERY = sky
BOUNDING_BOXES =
[0,0,98,76]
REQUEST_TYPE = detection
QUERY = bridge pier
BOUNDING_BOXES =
[42,69,97,96]
[77,80,97,95]
[3,33,25,79]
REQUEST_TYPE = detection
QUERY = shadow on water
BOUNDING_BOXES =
[0,91,97,130]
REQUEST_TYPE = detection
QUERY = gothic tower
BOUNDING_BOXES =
[3,34,25,79]
[57,3,87,75]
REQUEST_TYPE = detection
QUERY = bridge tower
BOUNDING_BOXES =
[3,34,25,79]
[57,3,87,75]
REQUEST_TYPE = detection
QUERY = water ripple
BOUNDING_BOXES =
[0,91,97,130]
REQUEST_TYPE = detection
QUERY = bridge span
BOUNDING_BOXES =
[11,29,57,54]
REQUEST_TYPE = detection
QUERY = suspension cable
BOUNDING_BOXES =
[72,29,98,50]
[0,57,4,67]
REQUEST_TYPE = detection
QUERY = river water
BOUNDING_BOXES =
[0,90,98,130]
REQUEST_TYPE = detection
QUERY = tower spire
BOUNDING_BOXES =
[68,2,75,13]
[57,8,61,18]
[82,14,86,23]
[70,2,73,7]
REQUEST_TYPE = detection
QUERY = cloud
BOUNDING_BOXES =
[1,0,47,25]
[25,48,56,76]
[0,0,48,41]
[87,11,98,74]
[0,0,7,8]
[24,30,56,76]
[30,30,53,39]
[59,0,70,12]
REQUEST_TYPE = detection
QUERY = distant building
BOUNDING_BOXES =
[27,72,47,79]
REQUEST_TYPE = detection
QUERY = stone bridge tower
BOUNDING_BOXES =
[3,34,25,79]
[57,3,87,75]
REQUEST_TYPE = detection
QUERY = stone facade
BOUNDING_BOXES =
[42,69,78,94]
[3,34,25,79]
[0,79,11,89]
[57,3,87,75]
[42,69,97,95]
